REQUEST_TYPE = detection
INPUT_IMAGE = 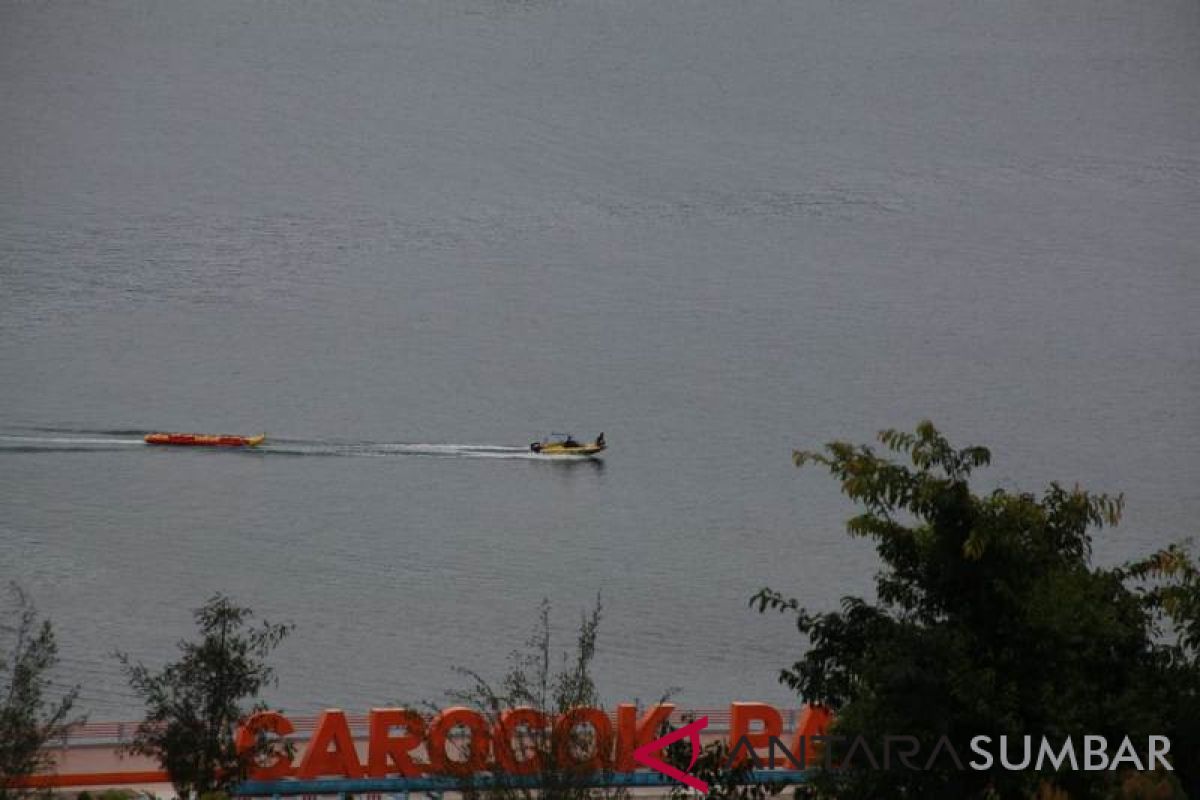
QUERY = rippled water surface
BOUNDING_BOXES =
[2,0,1198,717]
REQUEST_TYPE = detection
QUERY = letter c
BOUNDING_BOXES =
[236,711,295,779]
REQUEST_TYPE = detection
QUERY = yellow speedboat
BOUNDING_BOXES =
[530,432,606,457]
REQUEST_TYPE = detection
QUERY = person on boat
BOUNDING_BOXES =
[596,432,605,447]
[563,434,579,448]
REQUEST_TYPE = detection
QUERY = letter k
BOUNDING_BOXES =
[633,716,710,794]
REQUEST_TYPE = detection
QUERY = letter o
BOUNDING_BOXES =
[428,707,492,775]
[494,707,548,775]
[553,707,614,771]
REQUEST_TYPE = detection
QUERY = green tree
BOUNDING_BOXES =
[118,595,292,800]
[1122,544,1200,798]
[439,597,778,800]
[0,584,82,800]
[438,597,630,800]
[659,714,782,800]
[752,422,1199,799]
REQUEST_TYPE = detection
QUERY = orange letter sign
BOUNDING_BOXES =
[789,704,833,766]
[493,708,547,775]
[729,702,782,766]
[367,708,428,777]
[553,707,614,771]
[427,707,491,775]
[298,710,364,779]
[235,711,295,780]
[615,703,675,771]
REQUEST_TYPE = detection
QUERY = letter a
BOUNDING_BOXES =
[298,710,364,779]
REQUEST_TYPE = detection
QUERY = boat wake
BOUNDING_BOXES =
[0,433,145,453]
[259,439,597,461]
[0,430,599,461]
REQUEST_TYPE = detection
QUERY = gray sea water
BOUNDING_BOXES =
[1,0,1198,719]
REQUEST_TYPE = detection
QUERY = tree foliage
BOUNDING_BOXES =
[440,597,776,800]
[439,596,630,800]
[659,714,781,800]
[752,422,1200,799]
[117,595,292,799]
[0,584,82,800]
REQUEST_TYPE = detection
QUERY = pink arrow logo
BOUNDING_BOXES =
[632,715,710,794]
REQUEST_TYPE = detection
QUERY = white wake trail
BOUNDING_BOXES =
[0,433,599,461]
[0,434,145,451]
[258,441,596,460]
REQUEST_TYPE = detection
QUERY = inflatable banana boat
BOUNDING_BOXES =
[144,432,266,447]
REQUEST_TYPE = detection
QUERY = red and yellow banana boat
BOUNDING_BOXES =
[144,432,266,447]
